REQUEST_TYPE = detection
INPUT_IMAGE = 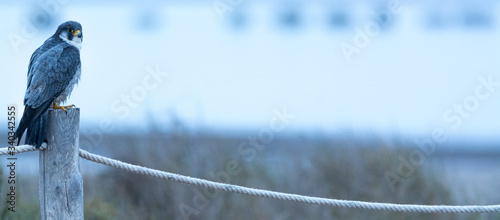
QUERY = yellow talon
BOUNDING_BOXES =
[53,103,76,113]
[53,103,66,112]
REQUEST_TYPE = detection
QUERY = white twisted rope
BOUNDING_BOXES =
[0,144,39,155]
[3,145,500,213]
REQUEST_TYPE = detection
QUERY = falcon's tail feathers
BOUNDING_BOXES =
[26,112,48,148]
[14,100,52,147]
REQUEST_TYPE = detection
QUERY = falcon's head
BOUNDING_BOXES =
[56,21,83,49]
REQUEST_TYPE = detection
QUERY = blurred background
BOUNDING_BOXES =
[0,0,499,219]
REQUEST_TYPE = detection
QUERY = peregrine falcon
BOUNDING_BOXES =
[15,21,83,148]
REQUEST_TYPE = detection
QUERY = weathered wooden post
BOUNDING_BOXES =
[39,108,83,220]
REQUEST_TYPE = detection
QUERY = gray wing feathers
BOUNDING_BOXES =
[25,48,40,94]
[24,37,57,99]
[24,44,80,108]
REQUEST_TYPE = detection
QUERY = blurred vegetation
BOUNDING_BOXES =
[80,130,496,220]
[2,129,499,219]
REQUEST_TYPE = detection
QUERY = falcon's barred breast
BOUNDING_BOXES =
[15,21,83,148]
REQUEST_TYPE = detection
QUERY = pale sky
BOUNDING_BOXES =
[1,1,499,141]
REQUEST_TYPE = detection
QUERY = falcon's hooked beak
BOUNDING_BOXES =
[73,30,82,38]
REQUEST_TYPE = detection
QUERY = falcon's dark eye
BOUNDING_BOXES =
[68,29,73,33]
